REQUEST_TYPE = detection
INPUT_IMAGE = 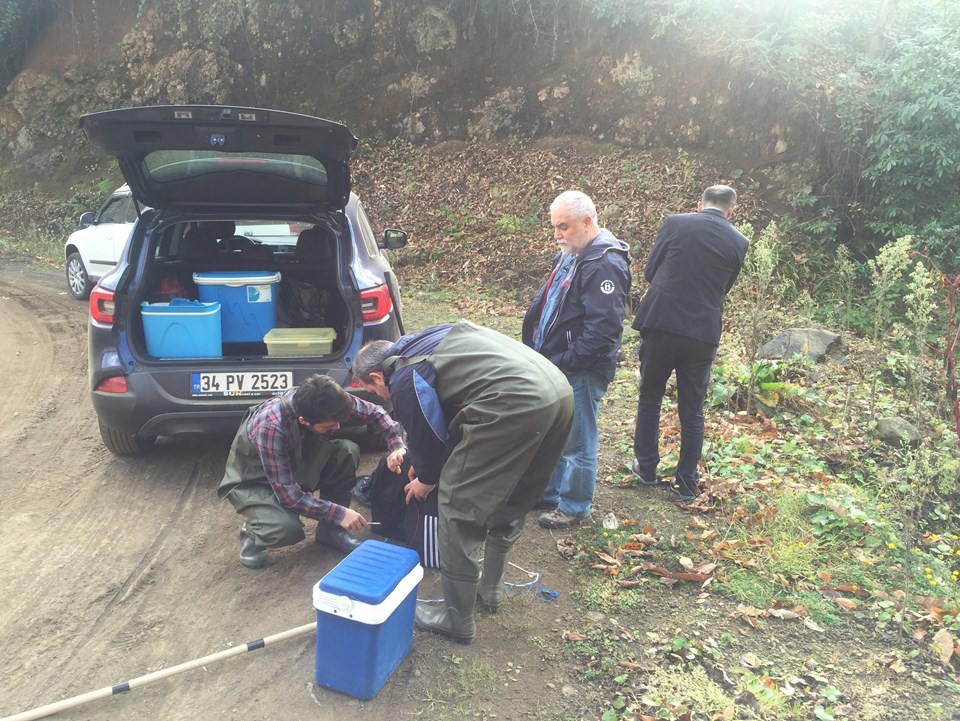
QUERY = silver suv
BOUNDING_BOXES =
[81,105,407,454]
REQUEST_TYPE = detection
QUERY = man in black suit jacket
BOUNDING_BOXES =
[631,185,749,502]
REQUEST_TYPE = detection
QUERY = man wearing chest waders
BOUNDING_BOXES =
[353,321,574,644]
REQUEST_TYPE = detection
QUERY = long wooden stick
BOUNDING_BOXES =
[1,622,317,721]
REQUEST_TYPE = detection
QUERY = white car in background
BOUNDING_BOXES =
[64,185,139,299]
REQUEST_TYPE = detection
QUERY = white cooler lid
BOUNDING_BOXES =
[192,271,281,286]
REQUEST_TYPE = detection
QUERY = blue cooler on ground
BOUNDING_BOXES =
[193,271,280,343]
[140,299,221,357]
[313,540,423,700]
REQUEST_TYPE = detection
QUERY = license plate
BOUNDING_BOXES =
[191,371,293,397]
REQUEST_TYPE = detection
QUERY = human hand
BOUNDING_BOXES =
[386,447,407,474]
[403,478,435,505]
[339,508,367,533]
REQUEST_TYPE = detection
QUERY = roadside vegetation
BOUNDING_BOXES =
[403,220,960,718]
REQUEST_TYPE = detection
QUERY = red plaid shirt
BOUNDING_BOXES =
[246,389,404,522]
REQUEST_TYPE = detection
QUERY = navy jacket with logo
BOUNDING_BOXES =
[522,229,631,384]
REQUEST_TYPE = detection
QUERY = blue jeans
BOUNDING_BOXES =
[633,330,716,497]
[540,370,608,517]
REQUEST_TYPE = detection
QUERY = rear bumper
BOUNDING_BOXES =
[92,366,353,438]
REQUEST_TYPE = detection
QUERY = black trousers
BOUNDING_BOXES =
[633,330,716,495]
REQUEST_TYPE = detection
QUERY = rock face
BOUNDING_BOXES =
[0,0,821,187]
[758,328,840,363]
[875,417,922,448]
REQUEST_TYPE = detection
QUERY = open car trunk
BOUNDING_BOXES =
[129,215,354,363]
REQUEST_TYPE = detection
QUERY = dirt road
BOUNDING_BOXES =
[0,263,454,721]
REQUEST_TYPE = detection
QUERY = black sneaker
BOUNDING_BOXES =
[630,458,658,486]
[673,476,699,503]
[352,475,373,506]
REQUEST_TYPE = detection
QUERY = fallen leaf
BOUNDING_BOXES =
[562,630,586,641]
[833,598,857,611]
[678,555,694,570]
[740,652,763,668]
[803,618,825,633]
[932,628,956,666]
[618,660,642,669]
[834,583,869,598]
[595,552,620,565]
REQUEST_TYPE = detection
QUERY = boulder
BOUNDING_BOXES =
[875,417,921,448]
[758,328,840,362]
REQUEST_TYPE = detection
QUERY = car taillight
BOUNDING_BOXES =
[95,375,128,393]
[360,284,393,323]
[288,223,301,236]
[89,287,116,325]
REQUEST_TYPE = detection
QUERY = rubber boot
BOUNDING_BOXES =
[239,525,268,569]
[478,536,512,612]
[315,523,362,554]
[415,575,477,644]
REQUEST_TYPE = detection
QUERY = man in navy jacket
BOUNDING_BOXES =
[631,185,749,502]
[522,190,631,528]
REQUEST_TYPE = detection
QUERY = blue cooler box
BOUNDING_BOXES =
[313,541,423,700]
[140,299,222,358]
[193,271,280,343]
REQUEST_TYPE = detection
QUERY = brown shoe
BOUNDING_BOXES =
[537,508,591,529]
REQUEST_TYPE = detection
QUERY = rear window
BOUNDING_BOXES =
[143,150,329,186]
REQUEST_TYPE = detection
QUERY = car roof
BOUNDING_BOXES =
[79,105,358,213]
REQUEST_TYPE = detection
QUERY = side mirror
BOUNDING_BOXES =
[379,228,408,250]
[78,211,96,228]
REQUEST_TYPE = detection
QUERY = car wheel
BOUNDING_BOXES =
[66,252,93,300]
[98,418,157,455]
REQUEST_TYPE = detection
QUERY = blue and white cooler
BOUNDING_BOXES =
[312,540,423,700]
[193,271,280,343]
[140,299,222,358]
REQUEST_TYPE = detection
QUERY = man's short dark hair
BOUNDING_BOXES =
[701,185,737,210]
[292,374,353,424]
[353,340,394,382]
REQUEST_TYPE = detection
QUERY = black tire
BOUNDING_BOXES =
[66,252,93,300]
[98,418,157,455]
